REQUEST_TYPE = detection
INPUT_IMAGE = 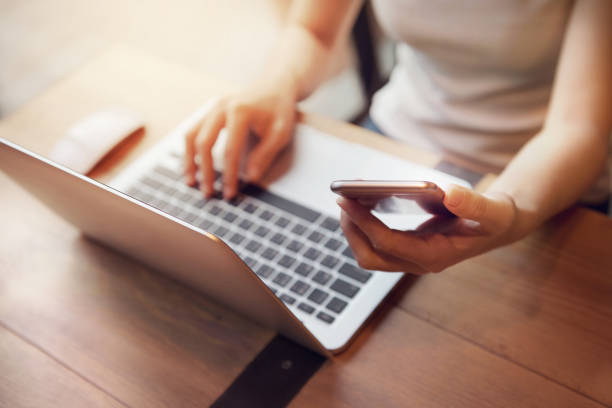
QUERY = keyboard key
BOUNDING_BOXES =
[126,187,142,198]
[177,191,195,203]
[153,165,182,181]
[176,190,193,204]
[275,217,290,228]
[239,219,253,230]
[295,262,314,277]
[243,203,258,213]
[312,271,332,285]
[321,255,340,269]
[330,279,360,298]
[321,217,340,232]
[159,200,174,211]
[307,231,324,243]
[256,265,274,278]
[136,193,154,204]
[126,187,141,197]
[298,303,315,315]
[342,246,355,260]
[193,199,206,209]
[182,212,198,224]
[254,226,270,237]
[162,186,178,196]
[230,233,245,245]
[287,240,304,252]
[316,311,335,324]
[292,224,307,235]
[166,205,182,217]
[273,272,292,287]
[141,193,154,203]
[304,247,321,261]
[244,257,257,268]
[280,293,296,305]
[326,297,348,314]
[261,247,279,260]
[198,219,214,230]
[338,263,372,283]
[271,233,287,245]
[246,240,262,253]
[214,226,229,237]
[150,199,167,210]
[141,176,162,189]
[209,205,222,216]
[223,211,238,222]
[278,255,296,268]
[290,280,310,296]
[324,238,343,251]
[308,289,329,305]
[259,210,274,221]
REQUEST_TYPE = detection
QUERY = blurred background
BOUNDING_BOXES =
[0,0,394,122]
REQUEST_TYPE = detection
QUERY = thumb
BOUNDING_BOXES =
[443,184,515,232]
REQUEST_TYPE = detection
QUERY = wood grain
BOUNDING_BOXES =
[0,171,273,407]
[0,324,124,408]
[292,306,604,408]
[393,208,612,406]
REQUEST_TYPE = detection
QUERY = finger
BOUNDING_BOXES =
[356,197,379,210]
[443,184,516,232]
[223,104,250,198]
[415,215,462,235]
[184,124,200,186]
[340,211,425,274]
[185,102,224,186]
[195,109,226,197]
[337,197,433,264]
[245,116,293,182]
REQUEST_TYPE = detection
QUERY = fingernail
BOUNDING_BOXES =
[446,186,465,207]
[336,197,348,208]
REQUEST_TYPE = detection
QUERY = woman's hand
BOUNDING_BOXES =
[337,184,519,274]
[184,75,298,199]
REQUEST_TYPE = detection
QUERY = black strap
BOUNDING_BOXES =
[211,335,326,408]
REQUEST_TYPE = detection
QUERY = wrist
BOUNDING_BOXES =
[485,190,537,242]
[250,68,300,100]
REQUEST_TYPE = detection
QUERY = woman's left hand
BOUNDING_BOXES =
[337,184,519,274]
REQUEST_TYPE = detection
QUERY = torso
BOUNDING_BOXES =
[370,0,574,172]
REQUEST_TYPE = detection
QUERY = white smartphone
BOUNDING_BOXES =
[330,180,452,216]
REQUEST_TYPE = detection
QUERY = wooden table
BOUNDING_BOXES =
[1,46,611,408]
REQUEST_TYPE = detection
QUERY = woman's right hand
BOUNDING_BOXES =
[184,74,298,199]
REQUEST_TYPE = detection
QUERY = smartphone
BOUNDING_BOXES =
[330,180,452,216]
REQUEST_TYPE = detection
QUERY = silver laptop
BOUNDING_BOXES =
[0,106,467,355]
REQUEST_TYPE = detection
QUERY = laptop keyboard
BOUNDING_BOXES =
[124,157,374,325]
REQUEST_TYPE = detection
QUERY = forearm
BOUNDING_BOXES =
[257,0,362,100]
[262,25,337,100]
[487,127,608,239]
[488,0,612,240]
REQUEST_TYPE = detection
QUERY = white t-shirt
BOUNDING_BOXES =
[370,0,609,201]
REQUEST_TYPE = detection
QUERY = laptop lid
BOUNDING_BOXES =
[0,137,331,357]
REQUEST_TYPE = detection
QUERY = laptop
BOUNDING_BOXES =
[0,104,468,355]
